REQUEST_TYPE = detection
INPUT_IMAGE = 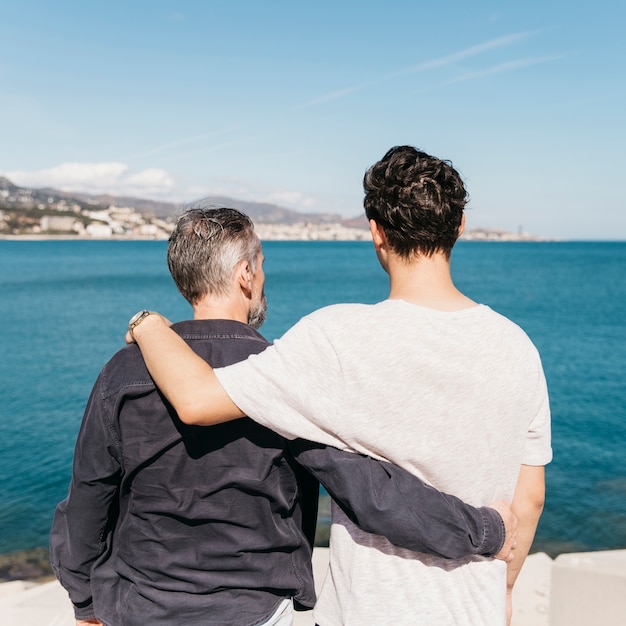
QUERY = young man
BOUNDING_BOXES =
[52,207,515,626]
[128,146,550,625]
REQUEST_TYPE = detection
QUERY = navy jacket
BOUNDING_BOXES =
[50,319,504,626]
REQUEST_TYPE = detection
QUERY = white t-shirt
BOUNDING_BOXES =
[216,300,552,626]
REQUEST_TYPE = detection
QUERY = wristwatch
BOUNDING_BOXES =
[128,310,157,340]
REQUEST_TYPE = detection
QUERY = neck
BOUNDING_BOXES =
[386,252,476,311]
[192,296,249,324]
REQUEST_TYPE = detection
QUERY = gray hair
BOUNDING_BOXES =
[167,205,261,304]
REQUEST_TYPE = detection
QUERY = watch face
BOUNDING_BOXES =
[129,310,147,326]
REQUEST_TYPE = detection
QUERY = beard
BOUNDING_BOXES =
[248,292,267,329]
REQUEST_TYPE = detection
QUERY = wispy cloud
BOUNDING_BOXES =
[293,31,536,110]
[117,32,541,167]
[395,32,535,75]
[440,55,564,86]
[294,83,370,109]
[122,127,241,161]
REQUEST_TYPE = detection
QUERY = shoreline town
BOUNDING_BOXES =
[0,216,551,242]
[1,175,550,242]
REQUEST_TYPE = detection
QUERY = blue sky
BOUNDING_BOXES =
[1,1,624,239]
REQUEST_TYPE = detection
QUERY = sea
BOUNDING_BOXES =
[1,239,625,561]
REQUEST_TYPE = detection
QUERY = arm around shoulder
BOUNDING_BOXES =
[288,439,512,559]
[130,313,245,425]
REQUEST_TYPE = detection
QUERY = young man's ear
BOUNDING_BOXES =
[369,219,391,271]
[458,213,466,239]
[369,220,388,249]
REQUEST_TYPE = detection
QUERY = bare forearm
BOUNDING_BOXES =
[507,465,545,591]
[131,313,244,424]
[504,465,545,626]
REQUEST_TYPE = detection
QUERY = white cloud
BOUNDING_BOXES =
[124,168,176,194]
[4,165,325,213]
[4,162,176,198]
[212,177,319,211]
[268,190,316,209]
[2,165,322,212]
[182,177,318,212]
[183,185,214,200]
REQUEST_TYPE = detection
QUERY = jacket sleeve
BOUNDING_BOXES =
[49,374,122,620]
[289,453,320,550]
[287,439,504,559]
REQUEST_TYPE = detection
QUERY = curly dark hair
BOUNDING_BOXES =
[363,146,468,258]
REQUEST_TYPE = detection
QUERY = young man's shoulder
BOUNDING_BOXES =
[479,306,540,348]
[304,301,382,325]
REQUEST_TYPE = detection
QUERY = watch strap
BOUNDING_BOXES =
[128,310,158,340]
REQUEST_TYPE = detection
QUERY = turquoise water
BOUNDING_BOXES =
[1,240,625,556]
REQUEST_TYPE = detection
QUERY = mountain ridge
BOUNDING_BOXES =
[1,176,548,241]
[0,176,366,227]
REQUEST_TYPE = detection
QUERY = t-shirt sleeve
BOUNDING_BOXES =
[522,356,553,466]
[215,316,349,448]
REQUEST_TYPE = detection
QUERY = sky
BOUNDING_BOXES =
[1,1,625,240]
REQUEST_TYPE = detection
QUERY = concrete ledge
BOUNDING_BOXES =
[511,552,552,626]
[0,579,74,626]
[2,550,625,625]
[0,580,38,599]
[550,549,626,626]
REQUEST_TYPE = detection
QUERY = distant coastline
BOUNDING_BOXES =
[0,224,553,243]
[1,176,552,242]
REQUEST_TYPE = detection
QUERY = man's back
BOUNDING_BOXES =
[51,319,315,626]
[215,300,552,624]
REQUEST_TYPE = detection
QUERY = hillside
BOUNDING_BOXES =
[0,177,373,239]
[0,176,547,241]
[0,176,360,225]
